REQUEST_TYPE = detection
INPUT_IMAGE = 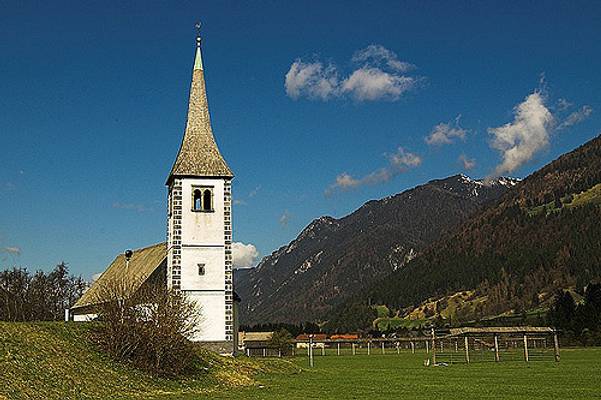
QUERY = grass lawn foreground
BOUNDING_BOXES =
[1,322,600,399]
[200,348,601,400]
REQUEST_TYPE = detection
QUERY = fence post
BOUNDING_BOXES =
[425,340,429,353]
[367,341,371,355]
[464,336,470,364]
[494,335,500,362]
[321,345,325,356]
[553,331,560,362]
[431,328,436,365]
[309,336,314,367]
[382,342,385,355]
[523,334,529,362]
[352,342,356,355]
[397,342,400,354]
[411,341,415,354]
[337,342,340,356]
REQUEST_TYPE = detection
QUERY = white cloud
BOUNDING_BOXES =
[557,105,592,130]
[285,61,339,100]
[488,91,554,176]
[1,246,21,256]
[388,147,422,168]
[279,210,291,227]
[351,44,414,72]
[326,147,421,194]
[557,98,573,111]
[425,118,467,146]
[285,45,419,102]
[459,154,476,170]
[232,242,260,269]
[248,185,261,198]
[341,67,415,101]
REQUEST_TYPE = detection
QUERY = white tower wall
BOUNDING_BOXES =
[167,177,234,347]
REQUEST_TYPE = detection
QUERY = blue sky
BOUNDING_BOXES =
[1,1,600,278]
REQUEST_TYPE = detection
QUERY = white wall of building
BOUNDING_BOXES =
[187,291,226,341]
[180,178,225,245]
[73,313,98,322]
[169,177,229,343]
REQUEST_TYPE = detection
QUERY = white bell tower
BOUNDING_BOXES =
[166,28,235,353]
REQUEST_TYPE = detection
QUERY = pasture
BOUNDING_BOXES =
[1,323,599,399]
[198,348,601,400]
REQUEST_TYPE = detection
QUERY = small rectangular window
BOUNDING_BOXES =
[198,263,205,276]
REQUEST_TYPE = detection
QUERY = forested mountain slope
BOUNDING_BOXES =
[331,134,601,330]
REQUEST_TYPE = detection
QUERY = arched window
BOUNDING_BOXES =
[203,189,212,211]
[193,189,202,211]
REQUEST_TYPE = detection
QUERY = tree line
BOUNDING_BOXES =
[240,321,321,337]
[0,263,86,321]
[548,283,601,345]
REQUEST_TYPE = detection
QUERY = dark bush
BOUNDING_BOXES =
[269,329,293,355]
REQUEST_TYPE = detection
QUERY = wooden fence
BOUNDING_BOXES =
[242,326,560,366]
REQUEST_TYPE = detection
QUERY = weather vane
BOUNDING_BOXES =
[195,21,202,46]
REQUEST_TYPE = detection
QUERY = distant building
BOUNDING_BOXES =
[238,331,274,351]
[330,333,360,340]
[69,30,239,355]
[295,333,328,349]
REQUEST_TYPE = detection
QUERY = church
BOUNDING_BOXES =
[69,31,239,354]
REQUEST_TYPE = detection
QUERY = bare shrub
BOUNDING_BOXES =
[91,278,202,377]
[269,329,293,355]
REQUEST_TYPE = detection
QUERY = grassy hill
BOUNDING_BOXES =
[0,322,292,400]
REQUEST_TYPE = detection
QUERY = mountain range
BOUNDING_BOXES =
[235,174,519,325]
[330,134,601,330]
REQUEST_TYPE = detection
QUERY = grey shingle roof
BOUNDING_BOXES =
[72,242,167,310]
[167,45,233,183]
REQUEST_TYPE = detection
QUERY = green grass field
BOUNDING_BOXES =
[1,323,600,399]
[199,348,601,400]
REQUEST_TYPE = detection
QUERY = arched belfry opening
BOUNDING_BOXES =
[193,189,202,211]
[203,189,212,211]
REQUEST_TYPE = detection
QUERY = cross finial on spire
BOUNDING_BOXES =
[195,21,202,48]
[193,21,204,70]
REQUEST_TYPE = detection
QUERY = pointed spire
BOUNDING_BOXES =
[167,26,233,183]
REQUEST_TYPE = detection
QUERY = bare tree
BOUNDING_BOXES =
[0,263,86,321]
[91,278,202,377]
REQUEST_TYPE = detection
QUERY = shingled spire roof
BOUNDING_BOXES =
[167,33,233,183]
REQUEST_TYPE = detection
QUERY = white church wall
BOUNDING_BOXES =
[73,313,97,322]
[180,178,225,245]
[186,291,226,341]
[173,177,229,343]
[180,247,225,291]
